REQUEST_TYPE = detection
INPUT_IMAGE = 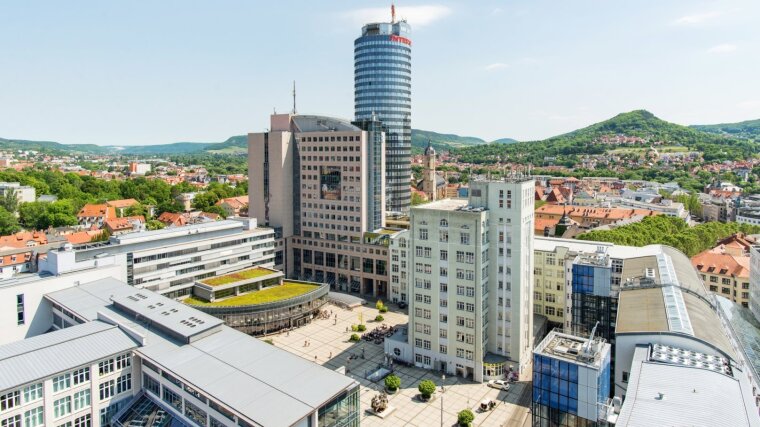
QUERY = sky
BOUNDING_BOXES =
[1,0,759,145]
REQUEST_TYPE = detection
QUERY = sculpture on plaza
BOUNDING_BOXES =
[371,392,389,413]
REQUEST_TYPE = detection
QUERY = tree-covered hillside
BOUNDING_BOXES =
[454,110,759,164]
[692,118,760,141]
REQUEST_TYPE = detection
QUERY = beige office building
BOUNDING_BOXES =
[249,113,398,297]
[387,177,535,382]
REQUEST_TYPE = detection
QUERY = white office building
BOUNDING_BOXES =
[386,177,535,382]
[0,278,360,427]
[39,218,275,299]
[0,182,36,204]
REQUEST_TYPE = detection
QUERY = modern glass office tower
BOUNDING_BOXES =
[354,16,412,213]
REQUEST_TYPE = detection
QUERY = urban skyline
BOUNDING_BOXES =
[1,1,759,146]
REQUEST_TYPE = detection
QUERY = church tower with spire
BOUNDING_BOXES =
[422,139,437,201]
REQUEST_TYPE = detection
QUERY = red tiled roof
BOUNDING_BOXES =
[0,231,48,249]
[106,199,139,209]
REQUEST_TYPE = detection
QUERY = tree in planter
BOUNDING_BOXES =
[418,380,436,399]
[376,300,385,310]
[357,324,367,332]
[379,306,388,313]
[349,334,360,342]
[384,374,401,392]
[457,409,475,426]
[375,315,384,322]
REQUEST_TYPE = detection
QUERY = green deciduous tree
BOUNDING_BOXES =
[0,206,21,235]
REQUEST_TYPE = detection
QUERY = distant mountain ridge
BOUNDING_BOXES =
[6,112,757,157]
[0,130,515,156]
[691,118,760,141]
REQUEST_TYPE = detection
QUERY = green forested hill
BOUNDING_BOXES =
[454,110,759,164]
[691,118,760,141]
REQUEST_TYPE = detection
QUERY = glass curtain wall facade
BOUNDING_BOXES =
[353,118,386,231]
[354,21,412,213]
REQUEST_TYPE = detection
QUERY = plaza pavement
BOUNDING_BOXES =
[266,302,531,427]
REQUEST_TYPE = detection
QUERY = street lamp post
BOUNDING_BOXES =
[440,373,446,427]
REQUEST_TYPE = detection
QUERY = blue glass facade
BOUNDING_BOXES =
[571,263,616,344]
[532,350,611,427]
[354,21,412,212]
[572,264,596,295]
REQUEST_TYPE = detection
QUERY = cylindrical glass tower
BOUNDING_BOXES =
[354,20,412,213]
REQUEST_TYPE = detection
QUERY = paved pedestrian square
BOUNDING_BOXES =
[266,302,531,427]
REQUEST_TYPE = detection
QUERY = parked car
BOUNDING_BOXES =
[487,379,510,391]
[397,301,407,309]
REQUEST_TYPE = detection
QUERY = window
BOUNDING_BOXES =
[419,229,428,240]
[440,250,448,261]
[185,401,208,427]
[163,388,182,411]
[74,414,91,427]
[100,402,122,427]
[1,415,21,427]
[622,371,629,383]
[58,421,72,427]
[99,380,115,400]
[116,354,131,369]
[116,374,132,394]
[23,384,42,403]
[74,390,91,411]
[460,233,470,245]
[1,391,20,411]
[143,374,160,396]
[54,396,71,419]
[99,359,114,376]
[53,373,71,393]
[73,368,90,385]
[24,407,43,427]
[16,294,24,325]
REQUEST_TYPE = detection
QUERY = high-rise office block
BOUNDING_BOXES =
[354,10,412,213]
[386,177,535,381]
[249,114,399,297]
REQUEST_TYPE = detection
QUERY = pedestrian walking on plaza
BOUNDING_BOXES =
[304,340,307,347]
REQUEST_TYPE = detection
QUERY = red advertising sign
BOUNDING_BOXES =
[389,35,412,46]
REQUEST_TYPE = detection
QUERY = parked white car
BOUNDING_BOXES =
[487,379,510,391]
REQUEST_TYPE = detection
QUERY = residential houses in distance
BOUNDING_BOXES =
[216,195,248,217]
[692,233,756,308]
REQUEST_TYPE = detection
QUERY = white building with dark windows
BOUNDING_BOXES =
[386,176,535,382]
[39,218,275,299]
[0,278,361,427]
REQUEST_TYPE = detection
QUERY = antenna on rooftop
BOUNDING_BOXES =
[292,80,297,115]
[391,4,396,23]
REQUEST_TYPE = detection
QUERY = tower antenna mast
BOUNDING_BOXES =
[292,80,297,115]
[391,4,396,24]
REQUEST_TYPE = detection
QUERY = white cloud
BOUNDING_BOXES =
[707,43,738,54]
[672,11,721,26]
[342,5,451,28]
[484,63,510,71]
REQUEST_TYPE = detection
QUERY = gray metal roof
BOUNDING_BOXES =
[110,290,223,344]
[0,321,138,391]
[617,346,759,426]
[140,327,356,426]
[46,279,358,426]
[292,115,361,133]
[46,277,138,321]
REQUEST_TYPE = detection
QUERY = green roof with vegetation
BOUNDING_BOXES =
[200,267,279,287]
[185,282,320,307]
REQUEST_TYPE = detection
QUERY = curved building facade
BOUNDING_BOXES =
[354,20,412,213]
